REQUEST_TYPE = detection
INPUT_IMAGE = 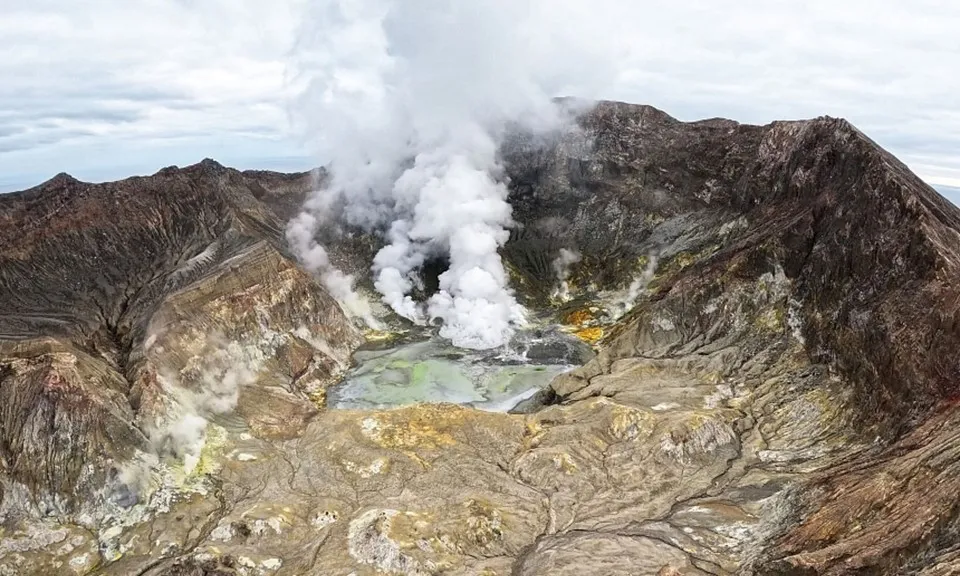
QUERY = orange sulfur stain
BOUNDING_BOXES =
[574,327,604,345]
[566,309,595,326]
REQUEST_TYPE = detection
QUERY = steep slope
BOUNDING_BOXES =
[0,159,308,345]
[0,161,362,554]
[517,103,960,574]
[1,102,959,575]
[507,102,960,426]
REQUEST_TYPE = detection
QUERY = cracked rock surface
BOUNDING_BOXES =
[2,101,960,575]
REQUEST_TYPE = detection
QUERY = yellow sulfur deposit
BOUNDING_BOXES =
[364,329,399,342]
[574,327,604,345]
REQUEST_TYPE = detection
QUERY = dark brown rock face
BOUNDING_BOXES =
[1,101,959,575]
[0,161,361,527]
[0,159,308,345]
[505,102,960,574]
[506,102,960,427]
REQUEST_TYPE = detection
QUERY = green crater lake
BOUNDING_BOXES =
[327,338,574,412]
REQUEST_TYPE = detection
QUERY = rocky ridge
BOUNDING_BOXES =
[0,101,958,575]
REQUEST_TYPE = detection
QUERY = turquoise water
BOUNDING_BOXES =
[327,338,571,412]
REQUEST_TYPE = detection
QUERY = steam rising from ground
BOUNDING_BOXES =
[287,0,622,349]
[149,341,261,475]
[287,188,380,328]
[613,253,660,318]
[552,248,582,302]
[116,338,262,505]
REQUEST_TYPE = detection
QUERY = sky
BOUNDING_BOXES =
[1,0,959,204]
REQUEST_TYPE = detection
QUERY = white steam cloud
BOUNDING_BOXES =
[612,252,660,318]
[150,341,262,474]
[287,0,625,349]
[287,206,380,328]
[116,339,261,505]
[552,248,582,302]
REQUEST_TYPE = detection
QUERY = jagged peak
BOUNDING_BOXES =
[198,158,225,170]
[173,158,229,177]
[43,172,82,187]
[154,165,181,177]
[153,160,229,178]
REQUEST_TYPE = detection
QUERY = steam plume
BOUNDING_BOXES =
[288,0,623,349]
[612,253,659,318]
[150,340,261,474]
[552,248,582,302]
[286,176,381,328]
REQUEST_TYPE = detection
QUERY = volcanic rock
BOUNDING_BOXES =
[1,101,959,575]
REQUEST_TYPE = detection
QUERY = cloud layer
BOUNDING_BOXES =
[0,0,310,189]
[1,0,959,194]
